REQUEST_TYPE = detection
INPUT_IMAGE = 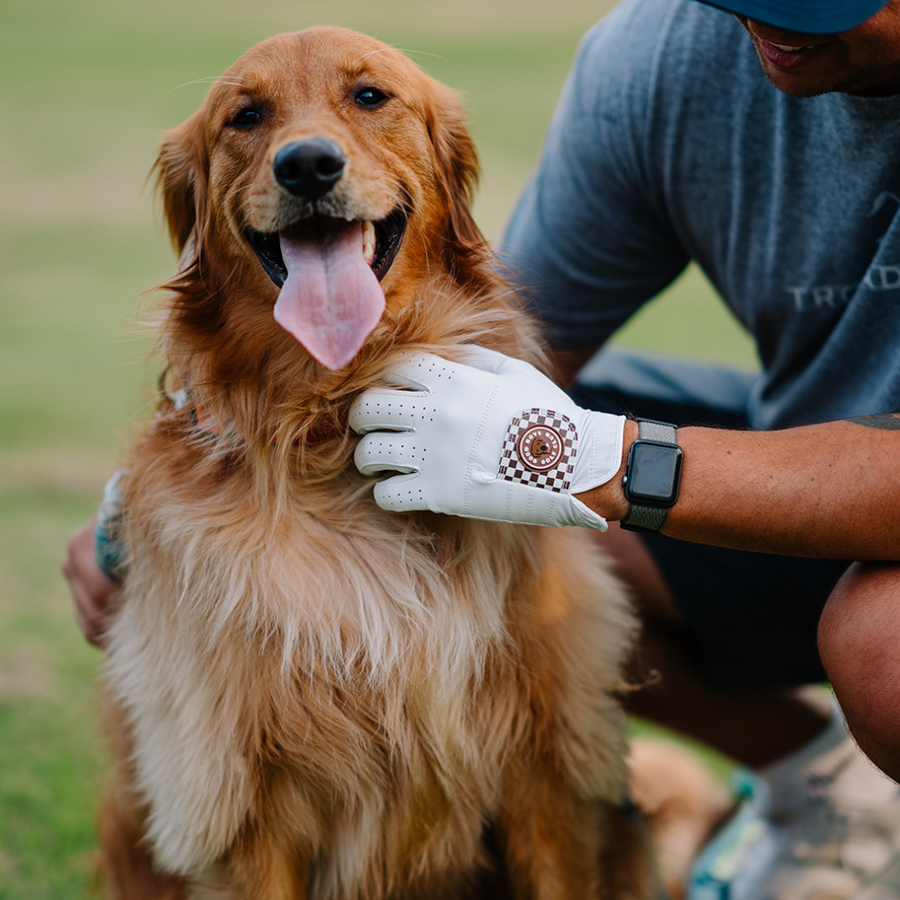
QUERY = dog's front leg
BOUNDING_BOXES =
[497,764,604,900]
[227,829,310,900]
[497,765,661,900]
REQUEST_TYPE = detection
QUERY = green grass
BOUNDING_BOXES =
[0,488,108,899]
[1,1,753,895]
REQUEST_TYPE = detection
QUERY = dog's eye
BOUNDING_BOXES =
[354,87,389,109]
[230,108,263,129]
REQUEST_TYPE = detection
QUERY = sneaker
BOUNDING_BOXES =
[688,734,900,900]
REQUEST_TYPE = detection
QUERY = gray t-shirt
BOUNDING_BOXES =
[500,0,900,429]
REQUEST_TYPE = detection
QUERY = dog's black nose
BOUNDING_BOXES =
[273,138,345,201]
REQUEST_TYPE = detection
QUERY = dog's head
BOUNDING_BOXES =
[156,28,484,372]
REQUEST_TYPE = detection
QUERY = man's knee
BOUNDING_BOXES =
[819,562,900,781]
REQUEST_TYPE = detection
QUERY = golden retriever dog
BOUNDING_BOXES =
[96,27,710,900]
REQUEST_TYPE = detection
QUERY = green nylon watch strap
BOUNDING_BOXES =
[634,420,676,445]
[620,420,678,533]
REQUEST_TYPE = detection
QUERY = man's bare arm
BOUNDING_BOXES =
[578,415,900,560]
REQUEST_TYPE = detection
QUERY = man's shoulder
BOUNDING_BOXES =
[576,0,755,105]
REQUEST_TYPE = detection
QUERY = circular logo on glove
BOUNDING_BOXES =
[516,424,564,472]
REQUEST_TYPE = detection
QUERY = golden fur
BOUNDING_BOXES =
[99,27,671,899]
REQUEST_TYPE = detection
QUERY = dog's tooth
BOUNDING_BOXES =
[363,220,376,266]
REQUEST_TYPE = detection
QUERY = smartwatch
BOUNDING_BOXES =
[620,419,683,534]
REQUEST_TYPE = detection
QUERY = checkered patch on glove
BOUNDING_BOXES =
[498,409,578,493]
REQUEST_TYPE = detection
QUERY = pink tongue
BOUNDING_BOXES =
[274,220,385,371]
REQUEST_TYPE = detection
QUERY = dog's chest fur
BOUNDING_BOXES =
[103,459,557,884]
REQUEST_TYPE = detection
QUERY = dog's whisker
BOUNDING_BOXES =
[159,76,247,98]
[358,47,395,63]
[386,47,450,64]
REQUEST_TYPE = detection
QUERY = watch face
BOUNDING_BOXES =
[515,424,565,472]
[625,441,683,505]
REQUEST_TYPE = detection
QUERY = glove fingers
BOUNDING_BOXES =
[459,344,553,380]
[456,344,514,374]
[349,388,429,435]
[384,347,521,387]
[373,474,426,512]
[387,345,534,385]
[354,432,423,477]
[378,352,460,389]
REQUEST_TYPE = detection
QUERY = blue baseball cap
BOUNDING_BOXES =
[695,0,890,33]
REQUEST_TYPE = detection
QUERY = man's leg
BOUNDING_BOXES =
[602,522,832,768]
[572,347,900,900]
[819,561,900,782]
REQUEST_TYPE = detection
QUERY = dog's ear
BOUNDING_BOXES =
[153,109,209,254]
[426,82,483,247]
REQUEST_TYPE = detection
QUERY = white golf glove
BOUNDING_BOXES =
[349,347,625,530]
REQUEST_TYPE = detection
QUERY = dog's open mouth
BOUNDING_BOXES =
[247,208,406,288]
[245,209,407,371]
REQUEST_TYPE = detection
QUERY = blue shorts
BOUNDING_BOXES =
[572,348,851,690]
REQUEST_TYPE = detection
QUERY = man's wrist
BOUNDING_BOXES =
[574,418,637,520]
[619,419,683,534]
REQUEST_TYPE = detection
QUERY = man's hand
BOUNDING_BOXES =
[62,470,128,648]
[349,347,625,530]
[62,518,119,647]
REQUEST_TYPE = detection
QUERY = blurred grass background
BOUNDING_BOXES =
[0,0,756,896]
